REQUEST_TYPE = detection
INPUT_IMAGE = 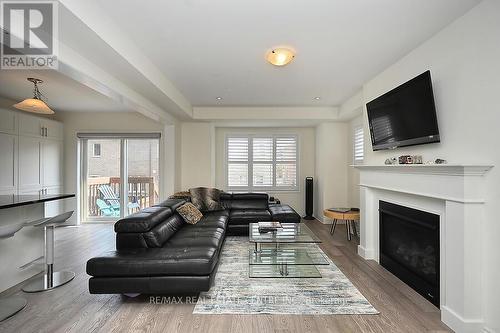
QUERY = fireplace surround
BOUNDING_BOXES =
[354,164,492,333]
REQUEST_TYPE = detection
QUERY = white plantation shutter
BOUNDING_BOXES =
[275,137,297,187]
[227,137,249,187]
[354,126,364,164]
[253,138,273,187]
[226,135,298,190]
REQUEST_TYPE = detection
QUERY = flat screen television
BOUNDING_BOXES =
[366,70,440,151]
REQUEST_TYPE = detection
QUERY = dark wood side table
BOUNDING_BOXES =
[323,209,360,241]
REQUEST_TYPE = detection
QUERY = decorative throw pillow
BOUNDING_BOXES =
[168,191,191,200]
[189,187,222,212]
[176,202,203,224]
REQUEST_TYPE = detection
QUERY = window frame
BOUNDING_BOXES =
[353,125,364,164]
[225,133,299,192]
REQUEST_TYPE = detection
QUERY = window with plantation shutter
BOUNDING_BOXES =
[354,126,364,164]
[227,137,249,187]
[275,137,297,188]
[226,135,298,190]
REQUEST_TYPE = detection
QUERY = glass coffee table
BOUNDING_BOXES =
[249,223,329,278]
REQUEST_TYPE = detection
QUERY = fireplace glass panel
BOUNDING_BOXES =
[379,201,439,306]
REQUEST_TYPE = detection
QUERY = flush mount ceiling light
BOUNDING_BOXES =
[266,48,295,66]
[314,96,321,100]
[216,96,223,101]
[13,78,54,114]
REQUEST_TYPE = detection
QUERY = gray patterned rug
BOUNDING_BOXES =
[193,237,378,315]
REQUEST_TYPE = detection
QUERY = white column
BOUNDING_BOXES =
[441,200,484,333]
[358,186,377,260]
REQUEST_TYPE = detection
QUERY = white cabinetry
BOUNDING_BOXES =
[0,109,17,135]
[18,136,43,192]
[0,133,17,194]
[0,108,64,200]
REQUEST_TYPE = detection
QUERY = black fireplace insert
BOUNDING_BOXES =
[379,201,440,306]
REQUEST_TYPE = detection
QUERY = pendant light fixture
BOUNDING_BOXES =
[13,78,55,114]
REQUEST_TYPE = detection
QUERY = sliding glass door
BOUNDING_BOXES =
[127,139,160,210]
[80,134,161,222]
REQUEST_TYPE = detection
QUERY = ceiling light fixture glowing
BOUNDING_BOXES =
[266,48,295,66]
[314,97,321,100]
[13,78,55,114]
[216,97,223,101]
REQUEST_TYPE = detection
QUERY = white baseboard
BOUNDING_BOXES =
[357,245,376,260]
[441,305,484,333]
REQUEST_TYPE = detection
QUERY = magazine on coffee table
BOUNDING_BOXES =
[258,221,282,233]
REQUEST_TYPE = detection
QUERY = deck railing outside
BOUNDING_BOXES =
[87,176,158,217]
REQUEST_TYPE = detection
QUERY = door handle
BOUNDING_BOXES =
[44,127,48,137]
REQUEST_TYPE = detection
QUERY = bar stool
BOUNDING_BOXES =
[323,209,360,241]
[22,211,75,293]
[0,223,27,321]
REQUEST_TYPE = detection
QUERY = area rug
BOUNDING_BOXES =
[193,237,379,315]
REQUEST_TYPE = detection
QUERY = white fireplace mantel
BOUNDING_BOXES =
[354,164,493,333]
[353,164,493,176]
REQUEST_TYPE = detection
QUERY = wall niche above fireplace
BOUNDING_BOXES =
[379,200,440,306]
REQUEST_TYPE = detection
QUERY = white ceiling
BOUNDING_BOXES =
[0,70,133,112]
[93,0,480,107]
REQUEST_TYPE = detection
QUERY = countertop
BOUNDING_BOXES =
[0,194,76,210]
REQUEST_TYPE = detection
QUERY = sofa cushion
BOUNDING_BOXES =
[231,193,269,210]
[115,206,175,233]
[86,247,219,277]
[229,209,272,225]
[189,187,223,211]
[165,227,225,248]
[185,211,228,230]
[220,192,232,209]
[176,202,203,224]
[269,204,301,223]
[142,214,185,247]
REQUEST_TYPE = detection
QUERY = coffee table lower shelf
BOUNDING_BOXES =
[249,264,322,278]
[248,248,329,278]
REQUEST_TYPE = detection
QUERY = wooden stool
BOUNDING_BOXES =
[323,209,360,241]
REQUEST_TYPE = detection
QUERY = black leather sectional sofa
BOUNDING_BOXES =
[86,193,300,294]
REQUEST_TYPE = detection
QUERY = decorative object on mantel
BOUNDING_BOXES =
[434,158,447,164]
[13,78,55,114]
[398,155,423,164]
[385,157,398,165]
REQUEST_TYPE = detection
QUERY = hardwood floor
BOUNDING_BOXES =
[0,220,452,333]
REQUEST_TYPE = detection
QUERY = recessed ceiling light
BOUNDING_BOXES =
[266,48,295,66]
[216,97,223,101]
[314,97,321,100]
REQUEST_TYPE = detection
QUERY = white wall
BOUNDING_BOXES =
[180,122,215,189]
[214,127,316,215]
[357,1,500,331]
[55,111,177,224]
[314,122,349,221]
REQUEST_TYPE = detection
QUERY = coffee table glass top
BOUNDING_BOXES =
[249,223,321,243]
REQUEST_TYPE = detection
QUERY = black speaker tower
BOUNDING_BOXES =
[303,177,314,220]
